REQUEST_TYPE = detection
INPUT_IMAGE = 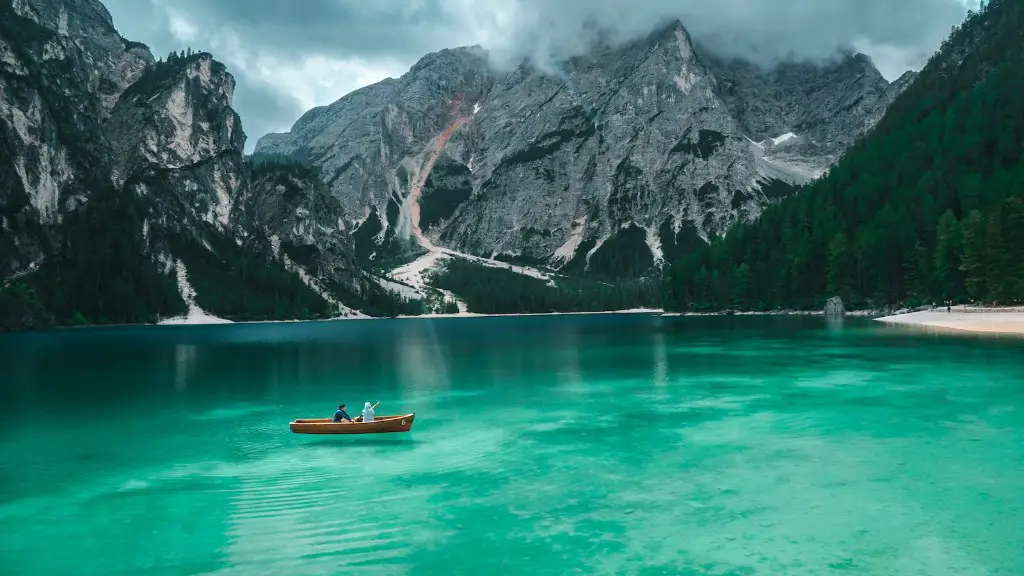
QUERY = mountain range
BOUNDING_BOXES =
[255,22,914,279]
[663,0,1024,313]
[1,0,921,329]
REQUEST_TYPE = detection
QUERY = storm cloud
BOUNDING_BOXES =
[103,0,975,151]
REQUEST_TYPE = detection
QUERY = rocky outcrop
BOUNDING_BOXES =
[0,0,153,281]
[105,51,250,242]
[0,0,376,328]
[106,54,244,191]
[10,0,153,111]
[825,296,845,316]
[233,162,362,293]
[256,21,914,277]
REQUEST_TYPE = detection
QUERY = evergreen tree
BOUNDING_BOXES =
[960,209,987,301]
[695,266,711,311]
[933,210,963,303]
[1000,196,1024,302]
[984,207,1007,304]
[826,232,852,301]
[427,259,660,314]
[731,263,751,309]
[661,0,1024,312]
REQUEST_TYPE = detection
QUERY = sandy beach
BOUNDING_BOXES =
[875,309,1024,335]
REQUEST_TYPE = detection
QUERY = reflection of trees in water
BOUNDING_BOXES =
[559,322,584,394]
[173,344,198,393]
[653,326,668,388]
[825,314,845,332]
[393,321,452,402]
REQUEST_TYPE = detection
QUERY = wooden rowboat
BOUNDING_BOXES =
[289,413,416,435]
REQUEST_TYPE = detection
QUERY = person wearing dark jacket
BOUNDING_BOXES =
[333,404,353,423]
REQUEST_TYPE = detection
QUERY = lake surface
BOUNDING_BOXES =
[1,315,1023,575]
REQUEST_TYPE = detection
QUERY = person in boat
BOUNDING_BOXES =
[361,401,375,423]
[333,404,353,423]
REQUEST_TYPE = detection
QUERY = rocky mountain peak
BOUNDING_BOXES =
[838,51,888,82]
[652,18,696,53]
[2,0,467,329]
[106,51,243,191]
[14,0,115,35]
[254,17,915,279]
[409,45,488,74]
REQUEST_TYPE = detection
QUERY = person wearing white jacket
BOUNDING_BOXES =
[361,401,375,423]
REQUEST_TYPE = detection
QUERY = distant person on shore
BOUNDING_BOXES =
[362,402,375,423]
[333,404,353,423]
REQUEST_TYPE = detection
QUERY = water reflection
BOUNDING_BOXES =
[393,320,452,400]
[173,344,197,393]
[825,313,845,333]
[653,328,668,388]
[558,319,584,394]
[3,315,1024,574]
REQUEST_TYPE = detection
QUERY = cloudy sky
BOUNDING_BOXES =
[103,0,977,152]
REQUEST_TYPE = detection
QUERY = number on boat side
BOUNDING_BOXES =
[401,420,406,426]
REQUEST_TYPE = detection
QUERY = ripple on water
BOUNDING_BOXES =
[216,463,422,571]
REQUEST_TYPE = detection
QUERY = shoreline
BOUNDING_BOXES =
[157,307,667,326]
[37,308,667,332]
[874,308,1024,336]
[662,309,882,318]
[26,306,1024,335]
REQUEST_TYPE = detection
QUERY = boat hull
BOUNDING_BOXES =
[289,413,415,435]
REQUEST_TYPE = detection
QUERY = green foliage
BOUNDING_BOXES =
[249,153,321,177]
[428,258,659,314]
[167,226,332,322]
[323,275,426,318]
[664,0,1024,311]
[120,48,222,101]
[0,282,53,332]
[934,210,963,301]
[585,224,655,278]
[20,183,187,326]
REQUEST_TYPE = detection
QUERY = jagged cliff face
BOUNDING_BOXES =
[705,53,917,177]
[255,47,494,263]
[107,53,248,234]
[233,165,362,292]
[0,0,369,326]
[10,0,152,111]
[256,22,914,277]
[0,0,153,281]
[107,55,244,189]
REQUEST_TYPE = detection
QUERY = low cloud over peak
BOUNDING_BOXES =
[104,0,974,151]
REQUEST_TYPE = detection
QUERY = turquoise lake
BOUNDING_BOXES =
[1,314,1022,575]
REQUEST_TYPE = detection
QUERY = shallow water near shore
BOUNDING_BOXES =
[1,315,1022,574]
